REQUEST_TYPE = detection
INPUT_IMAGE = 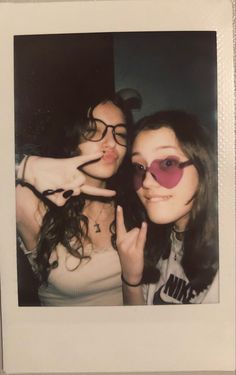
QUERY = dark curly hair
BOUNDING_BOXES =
[33,93,134,284]
[123,110,218,293]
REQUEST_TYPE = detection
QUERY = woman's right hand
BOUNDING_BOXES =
[116,205,147,285]
[17,153,116,206]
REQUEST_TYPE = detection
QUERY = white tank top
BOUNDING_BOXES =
[38,243,123,306]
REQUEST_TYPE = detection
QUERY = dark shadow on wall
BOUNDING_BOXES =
[114,31,217,132]
[14,33,115,153]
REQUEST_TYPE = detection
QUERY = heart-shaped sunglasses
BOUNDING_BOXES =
[133,156,193,190]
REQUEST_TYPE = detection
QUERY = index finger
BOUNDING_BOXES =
[136,222,147,252]
[116,205,127,240]
[72,152,103,168]
[81,184,116,197]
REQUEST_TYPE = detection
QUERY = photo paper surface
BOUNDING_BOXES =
[0,0,235,373]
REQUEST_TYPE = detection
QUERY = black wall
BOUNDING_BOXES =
[14,33,114,151]
[14,31,217,152]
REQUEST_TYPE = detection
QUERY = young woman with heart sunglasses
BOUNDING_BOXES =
[116,110,219,305]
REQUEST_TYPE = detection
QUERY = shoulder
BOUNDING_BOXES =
[16,185,45,225]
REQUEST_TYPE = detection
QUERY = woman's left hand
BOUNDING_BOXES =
[17,153,116,206]
[116,205,147,285]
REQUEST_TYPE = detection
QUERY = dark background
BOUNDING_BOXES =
[14,33,114,152]
[114,32,217,127]
[14,31,217,152]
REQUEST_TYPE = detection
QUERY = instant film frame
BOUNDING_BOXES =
[0,0,235,373]
[14,31,218,307]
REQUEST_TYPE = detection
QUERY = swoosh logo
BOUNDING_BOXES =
[153,284,177,305]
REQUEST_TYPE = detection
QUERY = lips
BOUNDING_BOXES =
[102,151,118,163]
[144,194,172,202]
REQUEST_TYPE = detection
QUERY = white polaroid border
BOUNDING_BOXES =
[0,0,235,374]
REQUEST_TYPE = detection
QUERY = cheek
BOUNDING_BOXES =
[136,189,144,204]
[135,170,199,225]
[117,147,126,165]
[137,197,194,225]
[179,167,199,200]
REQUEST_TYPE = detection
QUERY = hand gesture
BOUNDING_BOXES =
[116,205,147,285]
[20,153,116,206]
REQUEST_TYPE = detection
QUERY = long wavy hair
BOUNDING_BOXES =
[124,110,218,293]
[35,94,134,284]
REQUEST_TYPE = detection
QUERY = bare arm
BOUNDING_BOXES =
[122,284,145,305]
[16,184,44,251]
[16,152,118,252]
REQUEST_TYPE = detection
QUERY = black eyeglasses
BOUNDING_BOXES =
[82,117,128,147]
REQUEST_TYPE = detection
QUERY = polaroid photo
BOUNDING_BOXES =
[0,0,235,374]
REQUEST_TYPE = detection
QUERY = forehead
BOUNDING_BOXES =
[92,101,125,125]
[132,127,183,156]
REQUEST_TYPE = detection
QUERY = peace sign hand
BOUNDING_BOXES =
[20,152,116,206]
[116,205,147,285]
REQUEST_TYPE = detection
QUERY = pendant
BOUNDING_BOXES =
[94,223,101,233]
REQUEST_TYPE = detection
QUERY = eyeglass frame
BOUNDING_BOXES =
[82,117,128,147]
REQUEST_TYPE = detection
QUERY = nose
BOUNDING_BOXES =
[102,127,116,148]
[142,171,160,189]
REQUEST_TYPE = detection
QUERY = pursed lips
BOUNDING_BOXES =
[102,150,119,162]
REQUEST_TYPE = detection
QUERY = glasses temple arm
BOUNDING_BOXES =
[180,160,193,168]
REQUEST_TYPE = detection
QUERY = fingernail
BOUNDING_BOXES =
[42,189,54,196]
[63,190,73,199]
[42,188,64,196]
[54,188,64,193]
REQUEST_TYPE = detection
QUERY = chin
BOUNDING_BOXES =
[144,206,175,225]
[145,205,192,227]
[148,213,174,225]
[83,164,119,180]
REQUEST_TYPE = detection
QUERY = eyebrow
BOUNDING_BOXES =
[132,145,178,156]
[91,117,127,126]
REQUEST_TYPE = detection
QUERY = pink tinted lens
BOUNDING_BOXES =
[149,159,183,188]
[133,159,184,191]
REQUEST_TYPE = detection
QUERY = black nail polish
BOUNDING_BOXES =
[42,188,64,196]
[54,188,64,193]
[42,189,54,196]
[63,190,73,199]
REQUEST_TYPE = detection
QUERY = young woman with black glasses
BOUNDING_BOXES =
[16,93,134,306]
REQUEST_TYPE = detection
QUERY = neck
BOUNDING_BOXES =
[83,199,114,236]
[174,214,190,232]
[84,199,109,211]
[173,226,187,233]
[84,173,107,189]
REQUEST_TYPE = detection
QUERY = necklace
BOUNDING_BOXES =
[172,226,188,241]
[171,229,184,261]
[84,203,105,233]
